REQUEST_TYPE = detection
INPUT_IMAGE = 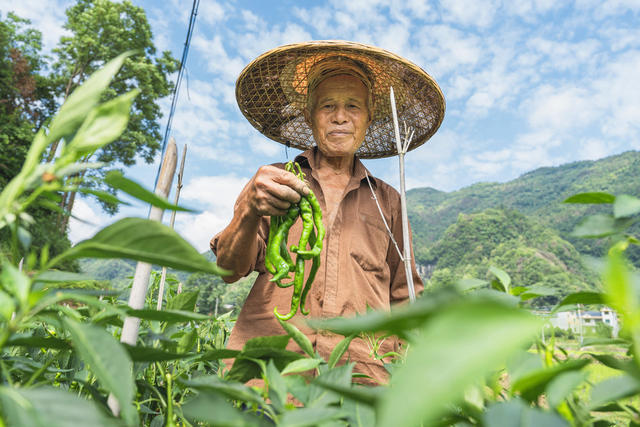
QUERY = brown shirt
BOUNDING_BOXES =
[211,148,423,384]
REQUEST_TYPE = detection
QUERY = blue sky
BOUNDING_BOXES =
[2,0,639,252]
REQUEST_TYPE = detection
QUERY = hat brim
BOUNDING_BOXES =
[236,40,445,159]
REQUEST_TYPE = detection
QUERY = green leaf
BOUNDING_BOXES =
[177,328,198,353]
[77,187,131,206]
[309,290,457,340]
[104,171,195,212]
[0,386,122,427]
[179,375,265,406]
[312,379,381,406]
[47,51,133,143]
[456,277,488,292]
[123,344,192,362]
[62,318,136,425]
[281,358,323,375]
[197,348,241,361]
[328,334,356,368]
[279,407,345,427]
[182,390,267,427]
[563,192,615,204]
[266,359,287,412]
[166,291,199,312]
[52,218,229,275]
[588,353,640,378]
[34,270,94,283]
[589,374,640,409]
[613,194,640,218]
[377,299,542,427]
[489,266,510,293]
[278,318,315,357]
[67,90,139,154]
[604,249,640,333]
[6,335,71,350]
[546,371,589,408]
[1,261,31,308]
[483,398,568,427]
[244,334,290,350]
[572,214,631,238]
[511,359,590,402]
[0,289,15,321]
[307,364,353,408]
[554,291,606,310]
[126,308,209,323]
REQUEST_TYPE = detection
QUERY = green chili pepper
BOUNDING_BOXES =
[300,229,319,316]
[265,160,325,320]
[290,196,314,257]
[265,215,281,274]
[296,192,324,258]
[274,253,305,321]
[270,204,299,284]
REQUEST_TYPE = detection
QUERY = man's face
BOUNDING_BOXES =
[305,74,371,159]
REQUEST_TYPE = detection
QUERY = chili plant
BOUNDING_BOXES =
[2,52,640,427]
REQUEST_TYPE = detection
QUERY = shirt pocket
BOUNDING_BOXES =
[350,211,390,273]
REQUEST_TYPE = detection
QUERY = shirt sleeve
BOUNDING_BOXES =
[210,216,270,281]
[387,192,424,304]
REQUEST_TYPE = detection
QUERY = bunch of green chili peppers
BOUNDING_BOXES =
[266,161,325,321]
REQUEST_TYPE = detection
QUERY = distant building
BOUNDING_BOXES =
[546,306,620,338]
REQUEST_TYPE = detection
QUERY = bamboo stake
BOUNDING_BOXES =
[108,137,177,416]
[157,144,187,310]
[390,87,416,303]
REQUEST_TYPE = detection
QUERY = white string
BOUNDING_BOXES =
[364,171,404,261]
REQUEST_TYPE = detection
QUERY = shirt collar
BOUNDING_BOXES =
[294,147,378,189]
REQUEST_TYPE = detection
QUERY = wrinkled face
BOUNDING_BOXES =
[305,74,372,159]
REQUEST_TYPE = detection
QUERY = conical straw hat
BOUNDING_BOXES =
[236,40,445,159]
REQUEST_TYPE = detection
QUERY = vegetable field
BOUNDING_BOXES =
[2,56,640,427]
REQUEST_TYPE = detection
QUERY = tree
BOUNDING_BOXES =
[46,0,179,229]
[0,13,75,269]
[187,272,227,316]
[0,12,55,188]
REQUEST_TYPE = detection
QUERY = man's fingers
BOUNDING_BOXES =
[273,168,311,196]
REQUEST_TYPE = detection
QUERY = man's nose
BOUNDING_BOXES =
[332,105,347,123]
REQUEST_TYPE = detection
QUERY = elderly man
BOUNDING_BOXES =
[212,41,444,384]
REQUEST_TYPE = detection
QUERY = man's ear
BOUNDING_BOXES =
[303,107,312,126]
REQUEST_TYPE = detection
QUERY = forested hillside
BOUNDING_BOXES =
[426,208,599,305]
[409,150,640,265]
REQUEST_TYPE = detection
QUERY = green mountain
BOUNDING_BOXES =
[426,208,599,305]
[409,150,640,265]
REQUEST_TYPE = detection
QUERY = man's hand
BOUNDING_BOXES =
[240,165,311,217]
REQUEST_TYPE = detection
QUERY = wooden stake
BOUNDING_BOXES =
[108,138,177,416]
[390,87,416,303]
[157,144,187,310]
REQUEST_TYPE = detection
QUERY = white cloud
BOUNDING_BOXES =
[0,0,72,53]
[199,1,227,26]
[68,199,108,244]
[440,0,498,28]
[177,174,251,251]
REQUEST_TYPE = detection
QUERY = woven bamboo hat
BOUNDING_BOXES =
[236,40,445,159]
